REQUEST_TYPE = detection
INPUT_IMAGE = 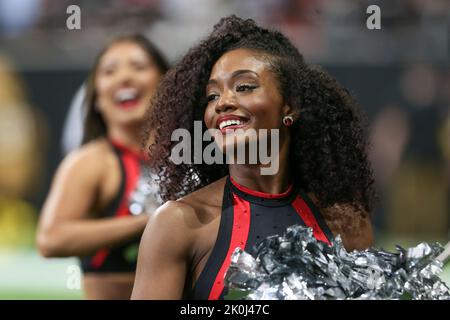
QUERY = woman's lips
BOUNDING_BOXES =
[114,87,142,109]
[220,122,247,134]
[117,97,141,109]
[216,116,250,134]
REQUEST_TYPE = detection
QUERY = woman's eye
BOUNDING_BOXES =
[133,63,149,71]
[207,94,219,102]
[236,84,257,92]
[101,68,115,76]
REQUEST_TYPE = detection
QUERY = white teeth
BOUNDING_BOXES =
[219,119,244,130]
[115,88,139,102]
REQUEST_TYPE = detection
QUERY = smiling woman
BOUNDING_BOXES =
[131,16,375,300]
[36,34,168,299]
[205,48,287,173]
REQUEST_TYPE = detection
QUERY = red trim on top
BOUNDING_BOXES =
[292,195,331,245]
[115,150,140,217]
[90,147,141,269]
[90,249,109,269]
[229,176,293,199]
[208,194,251,300]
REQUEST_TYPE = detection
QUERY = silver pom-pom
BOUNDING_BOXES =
[224,224,450,300]
[128,167,162,215]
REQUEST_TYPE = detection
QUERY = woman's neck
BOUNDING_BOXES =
[228,140,291,194]
[107,124,143,154]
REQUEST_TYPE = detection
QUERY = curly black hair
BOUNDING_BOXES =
[145,15,375,215]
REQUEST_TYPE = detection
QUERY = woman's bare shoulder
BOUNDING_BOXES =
[63,138,112,168]
[141,200,200,260]
[51,138,113,185]
[146,177,226,243]
[150,200,198,231]
[177,177,227,221]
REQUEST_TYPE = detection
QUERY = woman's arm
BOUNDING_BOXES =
[131,201,195,299]
[36,143,149,257]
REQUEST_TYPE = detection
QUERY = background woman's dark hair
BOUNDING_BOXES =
[82,34,169,144]
[146,15,376,216]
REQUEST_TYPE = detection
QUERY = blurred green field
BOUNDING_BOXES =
[0,249,83,300]
[1,234,449,300]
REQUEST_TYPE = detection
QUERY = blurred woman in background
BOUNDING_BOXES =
[37,34,168,299]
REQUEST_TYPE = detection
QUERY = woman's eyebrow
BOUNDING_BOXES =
[99,60,117,70]
[207,78,218,86]
[231,69,259,78]
[208,69,259,85]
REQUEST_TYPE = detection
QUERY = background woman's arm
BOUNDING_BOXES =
[36,144,149,257]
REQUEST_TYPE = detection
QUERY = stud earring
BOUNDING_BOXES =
[283,115,294,126]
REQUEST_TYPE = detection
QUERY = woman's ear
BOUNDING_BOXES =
[282,104,299,121]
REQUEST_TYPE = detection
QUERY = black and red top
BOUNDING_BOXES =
[186,175,334,299]
[81,140,159,273]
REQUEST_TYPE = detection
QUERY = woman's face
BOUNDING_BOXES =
[95,41,161,126]
[204,48,288,153]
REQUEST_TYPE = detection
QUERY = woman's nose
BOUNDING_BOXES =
[215,90,237,114]
[116,66,134,85]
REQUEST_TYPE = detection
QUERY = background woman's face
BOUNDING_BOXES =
[204,48,287,153]
[95,41,161,126]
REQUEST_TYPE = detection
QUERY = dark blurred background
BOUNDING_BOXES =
[0,0,449,298]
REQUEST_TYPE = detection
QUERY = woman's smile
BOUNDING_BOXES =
[216,114,250,134]
[114,86,143,109]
